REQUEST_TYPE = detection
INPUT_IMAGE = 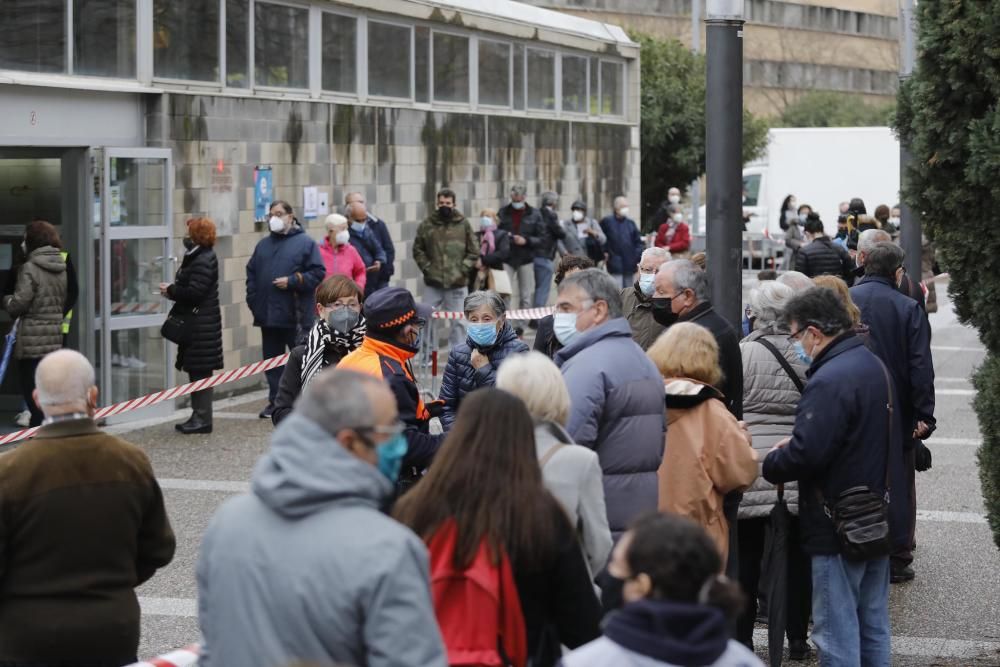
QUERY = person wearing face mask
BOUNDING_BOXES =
[345,200,388,298]
[653,205,691,257]
[558,199,607,263]
[470,209,512,298]
[338,287,445,489]
[497,184,545,316]
[621,248,670,351]
[160,218,223,435]
[795,214,855,285]
[553,269,665,540]
[197,369,447,667]
[345,191,395,292]
[271,275,366,427]
[782,203,810,271]
[534,255,595,359]
[778,194,798,232]
[246,200,326,419]
[439,291,528,431]
[319,214,367,291]
[532,192,568,309]
[600,197,646,289]
[413,188,479,349]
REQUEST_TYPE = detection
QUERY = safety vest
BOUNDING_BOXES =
[59,250,73,335]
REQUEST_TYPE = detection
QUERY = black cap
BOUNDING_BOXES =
[848,198,867,216]
[571,199,587,211]
[363,287,433,331]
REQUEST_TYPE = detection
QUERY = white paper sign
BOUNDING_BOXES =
[318,191,329,217]
[109,186,122,224]
[303,186,319,219]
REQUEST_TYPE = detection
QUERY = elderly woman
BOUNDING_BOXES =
[319,213,367,290]
[736,279,812,658]
[496,351,613,578]
[439,290,529,430]
[647,323,758,568]
[470,208,511,295]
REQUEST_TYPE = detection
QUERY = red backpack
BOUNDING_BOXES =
[427,520,528,667]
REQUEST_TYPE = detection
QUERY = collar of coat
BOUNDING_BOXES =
[663,378,723,409]
[806,330,861,377]
[680,301,713,323]
[33,416,102,440]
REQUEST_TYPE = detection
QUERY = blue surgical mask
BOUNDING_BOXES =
[511,201,525,210]
[793,340,813,365]
[638,273,656,296]
[467,322,499,347]
[480,216,494,229]
[350,222,366,233]
[375,433,409,483]
[553,312,580,346]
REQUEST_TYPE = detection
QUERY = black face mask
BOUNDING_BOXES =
[438,206,454,219]
[651,297,679,327]
[182,237,195,250]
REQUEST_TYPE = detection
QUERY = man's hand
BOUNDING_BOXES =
[367,261,382,273]
[771,436,791,452]
[470,349,489,370]
[158,282,171,296]
[913,420,932,440]
[272,276,289,290]
[513,235,527,246]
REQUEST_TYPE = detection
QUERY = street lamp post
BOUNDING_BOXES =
[705,0,745,331]
[899,0,922,279]
[690,0,702,235]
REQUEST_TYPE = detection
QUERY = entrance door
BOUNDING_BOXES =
[97,148,175,420]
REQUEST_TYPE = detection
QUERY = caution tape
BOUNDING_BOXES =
[431,306,553,320]
[126,644,200,667]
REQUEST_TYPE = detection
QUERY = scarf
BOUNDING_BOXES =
[664,221,678,243]
[300,315,367,386]
[481,228,496,255]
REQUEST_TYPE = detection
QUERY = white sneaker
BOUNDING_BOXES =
[14,410,29,427]
[112,353,124,367]
[126,356,147,369]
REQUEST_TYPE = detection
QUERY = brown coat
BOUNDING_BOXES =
[0,418,175,665]
[658,379,758,566]
[621,283,665,351]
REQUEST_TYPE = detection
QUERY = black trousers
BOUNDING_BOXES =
[736,516,812,647]
[260,327,298,404]
[18,358,43,427]
[891,446,918,569]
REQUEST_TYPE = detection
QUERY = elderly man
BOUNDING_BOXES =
[600,196,645,289]
[857,229,925,308]
[498,184,544,314]
[345,191,395,294]
[553,268,665,537]
[622,247,670,350]
[776,270,814,293]
[850,242,935,584]
[346,199,389,298]
[198,369,447,667]
[0,350,175,667]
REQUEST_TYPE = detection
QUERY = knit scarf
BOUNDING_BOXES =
[481,228,496,255]
[300,315,367,386]
[664,221,678,243]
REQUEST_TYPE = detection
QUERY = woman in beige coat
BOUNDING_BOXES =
[647,323,758,567]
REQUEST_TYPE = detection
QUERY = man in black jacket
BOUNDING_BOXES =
[796,214,855,285]
[850,243,935,583]
[497,184,544,315]
[534,192,567,308]
[857,229,926,311]
[345,192,395,294]
[764,287,898,667]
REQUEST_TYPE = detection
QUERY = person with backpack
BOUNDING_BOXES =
[394,389,602,667]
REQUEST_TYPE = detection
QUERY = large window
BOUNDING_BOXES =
[600,61,624,116]
[433,33,469,103]
[415,26,430,103]
[0,0,66,73]
[562,55,587,114]
[478,40,510,107]
[154,0,219,81]
[368,21,411,98]
[512,44,525,110]
[226,0,249,87]
[254,2,309,88]
[321,13,356,93]
[75,0,135,78]
[526,48,555,111]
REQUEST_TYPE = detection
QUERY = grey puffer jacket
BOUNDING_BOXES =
[4,246,67,359]
[738,326,808,518]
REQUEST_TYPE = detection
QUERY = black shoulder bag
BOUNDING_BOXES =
[161,304,197,345]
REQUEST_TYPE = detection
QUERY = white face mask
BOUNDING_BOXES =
[511,201,525,210]
[889,217,900,226]
[572,210,585,222]
[268,216,286,233]
[618,207,630,218]
[672,213,683,223]
[668,195,681,205]
[334,230,350,245]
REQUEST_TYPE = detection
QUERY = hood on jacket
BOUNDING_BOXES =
[28,246,67,273]
[604,599,730,665]
[554,317,634,366]
[664,378,723,410]
[252,413,394,519]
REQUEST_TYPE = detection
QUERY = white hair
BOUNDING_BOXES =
[613,196,628,209]
[324,213,348,232]
[749,281,795,329]
[641,247,670,265]
[496,352,571,426]
[858,229,892,255]
[777,271,813,293]
[35,350,96,408]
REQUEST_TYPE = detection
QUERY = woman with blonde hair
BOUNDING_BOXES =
[813,274,861,326]
[497,351,613,577]
[647,323,757,566]
[319,213,367,290]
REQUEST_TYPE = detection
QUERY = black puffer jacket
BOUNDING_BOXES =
[439,322,529,430]
[795,236,854,284]
[167,247,223,375]
[497,203,544,267]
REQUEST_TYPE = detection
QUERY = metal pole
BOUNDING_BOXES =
[690,0,702,235]
[705,0,744,331]
[899,0,921,279]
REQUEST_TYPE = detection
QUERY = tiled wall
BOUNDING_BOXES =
[146,94,640,371]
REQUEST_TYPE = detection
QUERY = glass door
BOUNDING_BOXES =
[97,148,175,420]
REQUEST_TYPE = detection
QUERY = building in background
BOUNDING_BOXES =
[523,0,899,116]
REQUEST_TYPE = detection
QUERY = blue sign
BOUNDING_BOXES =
[254,166,273,222]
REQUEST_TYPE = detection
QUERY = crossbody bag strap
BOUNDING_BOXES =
[755,337,805,393]
[876,358,894,498]
[539,443,566,468]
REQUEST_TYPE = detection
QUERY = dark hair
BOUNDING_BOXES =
[315,274,364,306]
[848,197,867,216]
[625,513,745,619]
[393,389,564,571]
[269,200,293,215]
[554,254,595,285]
[437,188,457,203]
[24,220,61,253]
[837,214,849,225]
[756,269,778,281]
[864,242,905,279]
[540,191,559,208]
[874,204,890,222]
[803,213,825,235]
[187,217,217,248]
[781,286,853,336]
[797,204,813,215]
[780,194,796,210]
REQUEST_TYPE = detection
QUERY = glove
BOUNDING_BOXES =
[915,441,933,472]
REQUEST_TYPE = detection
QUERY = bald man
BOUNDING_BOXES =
[0,350,175,667]
[344,191,395,294]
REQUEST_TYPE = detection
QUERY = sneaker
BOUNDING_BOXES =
[259,404,275,419]
[789,639,811,661]
[14,410,30,427]
[125,356,147,369]
[112,353,124,367]
[890,564,915,584]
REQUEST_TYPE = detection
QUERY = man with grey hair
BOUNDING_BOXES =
[198,369,447,667]
[345,191,394,293]
[776,270,814,293]
[554,269,665,538]
[0,349,175,666]
[600,196,645,289]
[498,183,544,315]
[857,229,925,308]
[622,247,671,350]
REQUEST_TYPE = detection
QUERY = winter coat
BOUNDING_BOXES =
[439,322,529,430]
[679,302,744,419]
[556,318,666,536]
[476,228,512,270]
[498,203,544,267]
[621,283,666,351]
[784,220,805,269]
[599,215,645,276]
[348,223,387,269]
[660,380,758,566]
[654,221,691,255]
[762,333,904,556]
[197,413,447,667]
[3,246,67,359]
[367,214,396,287]
[246,225,326,331]
[319,238,367,291]
[560,599,764,667]
[271,343,350,426]
[536,207,568,260]
[167,246,223,375]
[533,313,561,359]
[795,236,854,284]
[413,210,478,289]
[534,421,613,577]
[738,327,809,519]
[558,218,607,260]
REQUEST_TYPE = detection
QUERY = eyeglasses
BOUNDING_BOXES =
[787,326,811,342]
[358,421,405,441]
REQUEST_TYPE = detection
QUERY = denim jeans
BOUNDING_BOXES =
[504,263,535,314]
[811,554,890,667]
[532,257,555,308]
[423,284,468,349]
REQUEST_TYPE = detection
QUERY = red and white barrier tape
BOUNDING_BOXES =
[431,306,553,321]
[126,644,200,667]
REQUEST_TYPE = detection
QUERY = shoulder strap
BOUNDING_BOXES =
[755,337,805,393]
[539,443,566,469]
[876,357,894,495]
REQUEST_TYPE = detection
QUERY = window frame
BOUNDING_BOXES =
[365,17,415,102]
[250,0,312,94]
[525,46,557,114]
[150,0,225,86]
[475,36,513,111]
[559,52,590,117]
[597,57,626,118]
[429,27,472,107]
[318,6,359,97]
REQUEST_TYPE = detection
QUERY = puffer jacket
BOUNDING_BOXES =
[245,225,326,331]
[497,203,544,267]
[4,246,67,359]
[439,322,529,430]
[795,236,854,284]
[168,246,223,375]
[738,326,809,519]
[412,210,478,289]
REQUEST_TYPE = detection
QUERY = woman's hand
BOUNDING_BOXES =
[159,282,171,296]
[470,349,489,370]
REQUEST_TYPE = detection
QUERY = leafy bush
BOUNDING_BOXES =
[780,91,895,128]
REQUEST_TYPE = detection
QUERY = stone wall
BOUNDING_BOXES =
[146,93,640,371]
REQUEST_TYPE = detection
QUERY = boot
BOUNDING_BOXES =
[177,388,213,435]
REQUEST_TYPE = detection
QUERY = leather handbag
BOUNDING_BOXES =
[160,306,197,345]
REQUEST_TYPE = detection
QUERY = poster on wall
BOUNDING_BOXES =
[303,186,319,219]
[254,166,273,222]
[208,160,237,236]
[109,185,122,224]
